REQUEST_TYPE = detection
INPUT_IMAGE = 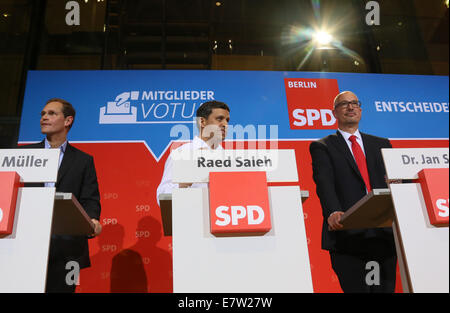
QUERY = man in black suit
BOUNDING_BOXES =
[310,91,396,293]
[20,98,102,293]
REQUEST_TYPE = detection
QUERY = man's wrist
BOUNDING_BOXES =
[328,211,341,219]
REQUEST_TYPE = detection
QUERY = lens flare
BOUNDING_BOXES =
[313,31,332,45]
[281,0,366,70]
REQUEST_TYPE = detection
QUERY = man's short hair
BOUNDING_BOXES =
[333,91,358,109]
[196,100,230,119]
[46,98,76,129]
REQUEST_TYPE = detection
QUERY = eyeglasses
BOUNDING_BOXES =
[335,100,362,109]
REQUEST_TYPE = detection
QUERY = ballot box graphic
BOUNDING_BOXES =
[99,91,139,124]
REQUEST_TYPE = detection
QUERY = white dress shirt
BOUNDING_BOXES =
[337,128,366,159]
[337,128,369,195]
[44,138,67,187]
[328,129,367,219]
[156,136,223,205]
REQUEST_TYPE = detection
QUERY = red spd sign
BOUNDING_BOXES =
[285,78,339,130]
[0,172,21,235]
[418,168,449,227]
[209,171,271,236]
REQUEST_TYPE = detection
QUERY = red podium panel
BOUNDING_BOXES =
[418,168,449,227]
[209,171,271,236]
[0,172,21,236]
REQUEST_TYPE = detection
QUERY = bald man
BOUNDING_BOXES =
[309,91,397,293]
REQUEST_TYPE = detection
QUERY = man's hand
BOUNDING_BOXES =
[91,219,102,237]
[385,174,402,185]
[327,211,344,231]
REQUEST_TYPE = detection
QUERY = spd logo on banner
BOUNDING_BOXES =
[209,171,271,236]
[0,172,21,235]
[284,78,339,130]
[418,168,449,227]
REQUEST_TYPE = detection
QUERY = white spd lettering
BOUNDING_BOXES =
[436,199,449,217]
[215,205,265,226]
[102,218,118,225]
[136,231,150,238]
[292,109,335,127]
[102,245,117,252]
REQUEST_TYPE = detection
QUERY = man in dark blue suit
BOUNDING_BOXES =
[310,91,397,293]
[20,98,102,292]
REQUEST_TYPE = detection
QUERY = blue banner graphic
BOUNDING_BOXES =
[19,70,449,160]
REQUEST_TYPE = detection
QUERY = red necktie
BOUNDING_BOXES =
[349,135,372,192]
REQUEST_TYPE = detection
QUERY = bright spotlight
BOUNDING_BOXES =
[313,31,332,46]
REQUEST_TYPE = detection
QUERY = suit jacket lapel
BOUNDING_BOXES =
[361,132,376,181]
[56,143,75,187]
[331,131,364,181]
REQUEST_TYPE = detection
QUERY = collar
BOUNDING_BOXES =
[193,136,223,150]
[44,138,68,153]
[338,129,362,142]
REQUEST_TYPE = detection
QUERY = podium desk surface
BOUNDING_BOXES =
[158,189,309,236]
[52,192,95,236]
[339,189,394,230]
[159,190,309,202]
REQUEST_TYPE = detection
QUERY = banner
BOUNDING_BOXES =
[18,70,449,292]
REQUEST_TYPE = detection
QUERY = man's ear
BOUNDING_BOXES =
[195,117,203,130]
[65,116,74,128]
[199,116,206,128]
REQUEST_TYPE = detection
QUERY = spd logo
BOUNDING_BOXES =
[0,172,21,235]
[418,168,449,227]
[284,78,339,129]
[209,171,271,236]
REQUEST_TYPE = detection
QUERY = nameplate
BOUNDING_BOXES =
[172,149,298,183]
[0,149,60,183]
[382,148,449,180]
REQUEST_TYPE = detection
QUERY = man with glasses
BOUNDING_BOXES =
[309,91,397,293]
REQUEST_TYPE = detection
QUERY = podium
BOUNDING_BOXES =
[166,149,313,292]
[159,190,310,237]
[0,149,94,293]
[339,148,449,293]
[53,192,95,235]
[340,189,394,230]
